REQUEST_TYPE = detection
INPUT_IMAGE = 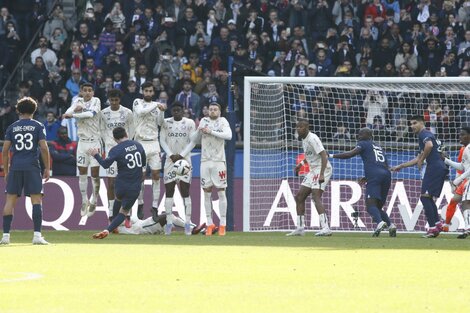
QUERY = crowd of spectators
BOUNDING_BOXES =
[2,0,470,149]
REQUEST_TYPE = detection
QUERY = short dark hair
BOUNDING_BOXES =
[141,81,154,91]
[57,126,68,134]
[171,101,183,109]
[16,97,38,115]
[296,119,309,127]
[113,127,127,140]
[410,115,424,122]
[80,82,94,90]
[108,89,122,98]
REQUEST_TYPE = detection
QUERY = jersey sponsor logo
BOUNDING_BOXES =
[107,122,127,128]
[168,132,188,137]
[218,170,226,180]
[13,125,36,132]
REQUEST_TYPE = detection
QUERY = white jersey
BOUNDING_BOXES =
[65,97,101,141]
[160,117,196,162]
[100,106,133,149]
[460,145,470,172]
[132,98,164,141]
[198,116,232,162]
[302,132,331,170]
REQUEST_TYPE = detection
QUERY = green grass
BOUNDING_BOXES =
[1,231,469,313]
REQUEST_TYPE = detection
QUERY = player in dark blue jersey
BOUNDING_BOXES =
[1,97,50,245]
[88,127,146,239]
[391,115,448,238]
[332,128,396,237]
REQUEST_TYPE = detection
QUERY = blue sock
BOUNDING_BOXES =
[32,204,42,232]
[3,215,13,233]
[367,205,383,225]
[420,196,437,227]
[113,200,122,218]
[379,210,391,225]
[107,213,126,232]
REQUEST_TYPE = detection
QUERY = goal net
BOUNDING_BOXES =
[243,77,470,233]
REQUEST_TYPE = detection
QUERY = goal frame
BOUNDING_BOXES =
[243,76,470,232]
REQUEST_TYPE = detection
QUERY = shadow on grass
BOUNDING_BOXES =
[4,231,470,251]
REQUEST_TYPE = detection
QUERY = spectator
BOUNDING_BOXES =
[459,101,470,127]
[43,112,61,141]
[84,34,108,68]
[418,36,445,75]
[50,27,66,53]
[67,41,84,70]
[0,7,17,37]
[43,4,72,42]
[135,63,150,91]
[372,37,395,75]
[363,90,388,128]
[121,80,141,110]
[26,57,49,99]
[50,126,78,176]
[153,49,181,86]
[190,20,211,46]
[4,21,21,71]
[441,50,460,76]
[132,33,151,68]
[30,42,58,70]
[105,2,126,34]
[65,69,85,97]
[175,79,201,119]
[424,99,443,134]
[290,54,309,77]
[175,7,197,49]
[99,19,117,53]
[395,41,418,74]
[315,48,335,76]
[270,50,292,76]
[74,22,91,47]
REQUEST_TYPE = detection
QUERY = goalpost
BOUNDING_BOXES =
[243,77,470,233]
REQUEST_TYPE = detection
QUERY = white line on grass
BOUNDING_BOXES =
[0,272,44,283]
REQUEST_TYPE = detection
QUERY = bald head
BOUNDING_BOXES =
[358,127,372,141]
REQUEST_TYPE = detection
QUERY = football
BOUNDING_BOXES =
[173,159,191,176]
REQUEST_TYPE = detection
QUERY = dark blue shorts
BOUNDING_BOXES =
[5,169,43,196]
[365,172,391,203]
[421,167,448,197]
[115,187,140,211]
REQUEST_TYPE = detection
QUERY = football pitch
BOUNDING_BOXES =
[1,231,469,313]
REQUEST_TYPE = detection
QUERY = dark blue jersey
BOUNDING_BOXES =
[5,119,46,170]
[418,129,446,170]
[356,140,390,178]
[94,140,146,191]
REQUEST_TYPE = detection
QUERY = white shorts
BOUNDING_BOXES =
[301,165,332,191]
[140,141,161,170]
[163,158,192,184]
[201,160,227,189]
[105,146,117,177]
[77,140,101,168]
[462,181,470,202]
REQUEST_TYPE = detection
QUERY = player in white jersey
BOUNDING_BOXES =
[132,81,166,218]
[444,127,470,239]
[160,101,196,235]
[100,89,133,220]
[287,119,332,237]
[117,213,195,235]
[63,83,102,217]
[181,100,232,236]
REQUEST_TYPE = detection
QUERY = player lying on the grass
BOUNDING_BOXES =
[88,127,146,239]
[391,115,448,238]
[442,136,468,232]
[288,119,332,237]
[331,128,396,237]
[443,127,470,239]
[160,101,196,235]
[117,213,196,235]
[1,97,50,245]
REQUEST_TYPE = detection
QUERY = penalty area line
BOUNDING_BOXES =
[0,272,44,283]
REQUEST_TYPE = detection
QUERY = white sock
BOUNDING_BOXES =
[204,192,213,225]
[152,179,160,208]
[297,215,305,229]
[79,175,88,203]
[90,177,100,204]
[218,190,227,226]
[183,197,192,224]
[319,213,329,229]
[464,210,470,229]
[165,198,173,224]
[34,231,41,237]
[108,200,114,217]
[2,233,10,238]
[138,182,144,205]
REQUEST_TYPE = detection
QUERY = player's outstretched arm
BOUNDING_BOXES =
[87,148,115,169]
[444,158,464,171]
[39,139,50,182]
[390,156,419,172]
[133,100,160,116]
[2,140,11,181]
[331,147,361,159]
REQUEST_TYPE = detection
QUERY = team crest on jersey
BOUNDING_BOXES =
[120,111,126,119]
